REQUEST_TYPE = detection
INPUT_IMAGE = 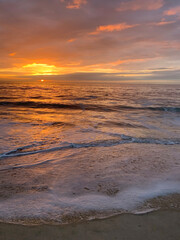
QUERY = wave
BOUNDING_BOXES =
[73,96,98,101]
[32,121,74,127]
[0,101,179,112]
[1,135,179,161]
[0,180,179,225]
[0,97,15,100]
[101,121,147,129]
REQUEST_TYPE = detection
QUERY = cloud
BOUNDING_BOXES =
[61,0,87,9]
[0,0,180,82]
[117,0,164,11]
[90,23,137,35]
[9,52,16,57]
[3,68,179,83]
[67,38,76,42]
[151,20,176,26]
[164,6,180,16]
[110,58,150,66]
[145,69,180,81]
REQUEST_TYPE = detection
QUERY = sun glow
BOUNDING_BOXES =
[23,63,57,75]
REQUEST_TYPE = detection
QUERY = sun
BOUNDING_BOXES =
[41,79,44,82]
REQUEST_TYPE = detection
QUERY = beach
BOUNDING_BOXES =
[1,0,180,238]
[0,210,180,240]
[0,81,180,238]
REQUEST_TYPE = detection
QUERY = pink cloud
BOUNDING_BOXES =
[151,20,176,26]
[90,23,137,35]
[117,0,164,11]
[164,6,180,16]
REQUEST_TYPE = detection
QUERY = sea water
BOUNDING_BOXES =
[0,80,179,224]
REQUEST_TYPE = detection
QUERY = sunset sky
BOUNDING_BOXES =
[0,0,180,82]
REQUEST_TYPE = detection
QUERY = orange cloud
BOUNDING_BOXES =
[67,38,76,42]
[164,6,180,16]
[61,0,87,9]
[117,0,164,11]
[90,23,137,35]
[9,52,16,57]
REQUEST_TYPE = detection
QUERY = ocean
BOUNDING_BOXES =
[0,80,180,224]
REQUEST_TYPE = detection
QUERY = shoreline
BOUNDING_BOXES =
[0,193,179,226]
[0,210,180,240]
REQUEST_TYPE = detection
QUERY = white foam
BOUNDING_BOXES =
[0,180,179,224]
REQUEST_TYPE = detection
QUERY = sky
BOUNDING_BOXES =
[0,0,180,82]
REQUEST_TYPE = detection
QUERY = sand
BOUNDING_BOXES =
[0,210,180,240]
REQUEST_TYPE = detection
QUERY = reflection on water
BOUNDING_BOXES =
[1,80,179,154]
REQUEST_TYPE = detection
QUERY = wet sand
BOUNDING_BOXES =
[0,210,180,240]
